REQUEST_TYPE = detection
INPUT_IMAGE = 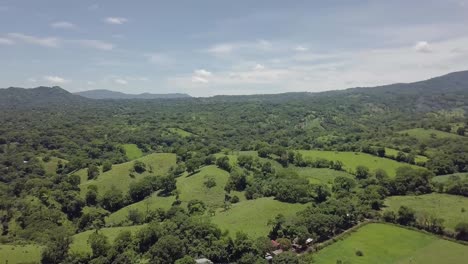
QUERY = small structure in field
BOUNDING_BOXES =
[195,258,213,264]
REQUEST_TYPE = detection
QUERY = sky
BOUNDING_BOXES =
[1,0,468,97]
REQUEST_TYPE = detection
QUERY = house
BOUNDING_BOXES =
[265,253,273,261]
[272,249,283,256]
[306,238,314,245]
[271,240,281,249]
[195,258,213,264]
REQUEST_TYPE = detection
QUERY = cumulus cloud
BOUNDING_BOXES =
[104,17,128,25]
[192,69,212,83]
[44,76,68,84]
[0,38,14,45]
[294,45,309,52]
[114,79,128,85]
[206,44,235,55]
[414,41,432,53]
[254,64,265,70]
[205,40,273,56]
[77,40,114,51]
[8,33,60,47]
[51,21,76,29]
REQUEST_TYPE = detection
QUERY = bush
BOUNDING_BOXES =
[102,161,112,172]
[204,176,216,188]
[231,195,240,203]
[355,250,364,256]
[133,161,146,173]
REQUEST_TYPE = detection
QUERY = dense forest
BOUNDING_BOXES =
[1,71,468,263]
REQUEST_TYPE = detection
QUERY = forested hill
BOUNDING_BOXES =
[0,86,89,108]
[74,89,191,99]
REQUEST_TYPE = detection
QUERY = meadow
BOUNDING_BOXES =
[70,225,145,254]
[384,193,468,230]
[399,128,464,141]
[41,156,67,175]
[167,127,194,137]
[211,197,307,237]
[78,153,176,196]
[297,150,420,177]
[384,147,428,163]
[0,244,43,264]
[122,144,143,160]
[310,223,468,264]
[290,166,354,185]
[432,173,468,183]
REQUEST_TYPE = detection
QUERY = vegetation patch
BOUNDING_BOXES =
[122,144,143,160]
[399,128,465,141]
[291,166,354,185]
[167,127,194,137]
[0,244,43,264]
[310,223,468,264]
[40,156,68,175]
[384,147,428,163]
[384,193,468,231]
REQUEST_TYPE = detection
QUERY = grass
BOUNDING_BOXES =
[311,223,468,264]
[291,166,354,185]
[106,193,176,225]
[41,156,67,175]
[432,173,468,183]
[78,153,176,196]
[70,225,145,254]
[211,197,307,238]
[298,150,421,177]
[399,128,465,141]
[0,244,43,264]
[384,193,468,230]
[384,147,428,163]
[214,151,283,171]
[122,144,143,160]
[168,127,194,137]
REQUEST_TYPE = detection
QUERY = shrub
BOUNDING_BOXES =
[203,176,216,188]
[355,250,363,256]
[133,161,146,173]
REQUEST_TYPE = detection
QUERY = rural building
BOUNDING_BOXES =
[195,258,213,264]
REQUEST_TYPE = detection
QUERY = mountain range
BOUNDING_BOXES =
[74,89,191,99]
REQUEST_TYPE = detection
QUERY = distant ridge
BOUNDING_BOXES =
[74,89,191,99]
[0,86,88,108]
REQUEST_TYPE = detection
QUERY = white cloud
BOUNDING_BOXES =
[27,78,37,83]
[206,44,235,55]
[0,38,14,45]
[294,45,309,52]
[413,41,432,53]
[51,21,76,29]
[192,69,213,83]
[104,17,128,25]
[114,79,128,85]
[77,40,114,51]
[8,33,60,47]
[194,69,212,77]
[44,76,68,84]
[254,64,265,70]
[205,40,274,56]
[87,81,95,85]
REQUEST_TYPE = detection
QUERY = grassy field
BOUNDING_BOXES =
[168,127,194,137]
[311,223,468,264]
[384,147,428,163]
[78,153,176,196]
[211,197,306,238]
[291,166,354,185]
[70,225,145,254]
[298,150,420,177]
[432,173,468,183]
[0,244,43,264]
[122,144,143,160]
[384,193,468,230]
[41,156,67,175]
[106,193,176,225]
[399,128,465,141]
[214,151,284,171]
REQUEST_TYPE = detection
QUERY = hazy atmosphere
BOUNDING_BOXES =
[1,0,468,96]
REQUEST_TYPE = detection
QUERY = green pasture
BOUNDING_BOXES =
[122,144,143,160]
[0,244,43,264]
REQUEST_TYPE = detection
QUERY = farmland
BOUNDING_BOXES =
[298,150,420,176]
[384,193,468,230]
[122,144,143,160]
[291,166,354,185]
[310,223,468,264]
[0,244,43,264]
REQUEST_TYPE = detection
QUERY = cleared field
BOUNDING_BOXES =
[384,147,428,163]
[106,193,175,225]
[384,193,468,230]
[214,151,283,171]
[298,150,420,177]
[78,153,176,196]
[432,173,468,183]
[291,166,353,185]
[41,156,67,175]
[122,143,143,160]
[399,128,464,141]
[0,244,43,264]
[311,223,468,264]
[70,225,145,254]
[211,197,306,238]
[168,127,194,137]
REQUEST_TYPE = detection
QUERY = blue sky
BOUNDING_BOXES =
[1,0,468,96]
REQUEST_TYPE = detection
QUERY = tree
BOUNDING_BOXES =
[133,161,146,173]
[41,231,72,264]
[149,235,185,264]
[101,186,125,212]
[331,160,343,171]
[376,147,386,157]
[88,231,110,257]
[175,256,196,264]
[186,158,201,174]
[216,156,232,172]
[88,164,100,180]
[102,161,112,172]
[128,209,143,224]
[204,176,217,188]
[355,165,370,180]
[382,211,396,223]
[397,206,416,226]
[332,176,356,193]
[272,252,298,264]
[276,238,292,250]
[457,127,465,136]
[187,199,206,215]
[455,222,468,241]
[86,186,99,206]
[227,169,247,191]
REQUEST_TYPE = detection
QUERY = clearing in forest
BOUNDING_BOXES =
[0,244,43,264]
[122,143,143,160]
[384,193,468,231]
[167,127,194,137]
[399,128,465,141]
[310,223,468,264]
